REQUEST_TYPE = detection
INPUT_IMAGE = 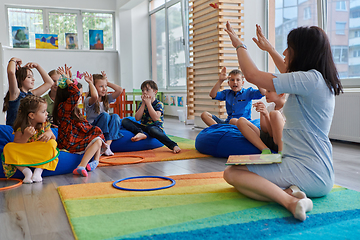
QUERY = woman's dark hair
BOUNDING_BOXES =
[3,67,32,112]
[53,84,84,125]
[13,95,46,133]
[88,74,109,114]
[286,26,343,95]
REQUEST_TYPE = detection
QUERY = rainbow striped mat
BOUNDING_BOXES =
[58,172,360,240]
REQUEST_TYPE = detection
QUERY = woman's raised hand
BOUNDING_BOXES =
[224,21,243,48]
[252,24,273,52]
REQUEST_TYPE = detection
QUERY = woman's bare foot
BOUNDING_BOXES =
[173,146,181,154]
[131,133,147,142]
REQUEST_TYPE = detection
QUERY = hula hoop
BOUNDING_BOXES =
[112,176,176,191]
[0,178,23,191]
[100,155,145,165]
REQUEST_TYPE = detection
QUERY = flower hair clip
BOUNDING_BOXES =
[58,75,68,89]
[58,75,79,89]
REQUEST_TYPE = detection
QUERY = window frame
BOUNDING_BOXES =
[267,0,360,88]
[303,6,311,20]
[148,0,188,91]
[336,1,347,11]
[335,21,347,35]
[6,5,116,51]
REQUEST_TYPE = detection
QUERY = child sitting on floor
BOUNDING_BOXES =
[42,69,61,126]
[236,90,286,154]
[84,71,123,156]
[121,80,181,154]
[201,67,265,126]
[2,95,58,183]
[53,65,107,177]
[3,57,53,127]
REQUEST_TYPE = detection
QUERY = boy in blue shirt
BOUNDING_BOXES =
[201,67,265,126]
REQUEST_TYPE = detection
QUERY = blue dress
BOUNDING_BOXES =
[247,70,335,197]
[6,91,33,126]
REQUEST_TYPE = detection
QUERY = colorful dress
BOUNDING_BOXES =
[2,122,59,178]
[57,83,105,153]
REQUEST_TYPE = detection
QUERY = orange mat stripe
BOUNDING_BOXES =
[58,172,225,200]
[98,147,210,167]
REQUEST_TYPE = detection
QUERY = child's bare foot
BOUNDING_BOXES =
[173,146,181,154]
[131,133,147,142]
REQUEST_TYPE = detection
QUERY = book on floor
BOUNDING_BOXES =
[226,154,282,165]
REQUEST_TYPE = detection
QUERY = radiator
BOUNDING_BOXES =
[329,89,360,143]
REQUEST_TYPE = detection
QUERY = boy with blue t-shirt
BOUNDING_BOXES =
[201,67,265,126]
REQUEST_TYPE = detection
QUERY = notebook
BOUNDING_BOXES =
[226,154,282,165]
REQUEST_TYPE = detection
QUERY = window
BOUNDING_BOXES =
[8,8,43,48]
[352,49,360,57]
[303,6,311,20]
[48,11,78,49]
[270,0,318,73]
[82,12,114,50]
[336,22,346,35]
[269,0,360,81]
[168,2,186,87]
[336,1,346,11]
[332,46,348,63]
[150,9,166,89]
[7,7,114,50]
[149,0,187,89]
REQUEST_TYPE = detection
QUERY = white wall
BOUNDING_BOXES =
[117,0,150,92]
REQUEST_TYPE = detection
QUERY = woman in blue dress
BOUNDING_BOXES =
[223,22,343,221]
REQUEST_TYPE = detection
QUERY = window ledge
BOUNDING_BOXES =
[341,78,360,88]
[2,46,118,53]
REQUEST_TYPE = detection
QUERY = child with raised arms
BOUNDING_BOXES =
[3,57,53,126]
[121,80,181,153]
[201,67,265,126]
[53,65,107,177]
[2,95,58,183]
[42,69,61,125]
[84,71,123,156]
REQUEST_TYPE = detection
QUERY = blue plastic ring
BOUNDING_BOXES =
[112,176,176,191]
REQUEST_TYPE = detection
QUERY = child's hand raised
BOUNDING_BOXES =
[64,64,72,79]
[219,67,228,82]
[101,71,108,82]
[24,62,39,69]
[83,72,93,84]
[57,66,68,78]
[253,101,268,115]
[24,126,36,139]
[10,58,22,69]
